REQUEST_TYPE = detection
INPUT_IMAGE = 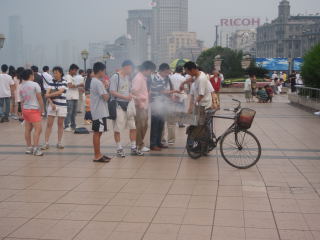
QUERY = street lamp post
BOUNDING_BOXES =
[81,50,89,72]
[0,34,6,50]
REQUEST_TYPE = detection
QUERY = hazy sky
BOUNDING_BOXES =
[0,0,319,64]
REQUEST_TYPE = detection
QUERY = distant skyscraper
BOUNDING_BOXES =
[127,10,152,65]
[152,0,188,64]
[8,16,24,66]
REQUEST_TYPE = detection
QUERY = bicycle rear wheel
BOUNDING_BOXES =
[220,129,261,169]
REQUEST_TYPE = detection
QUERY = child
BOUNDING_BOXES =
[256,87,269,103]
[90,62,111,163]
[265,85,274,103]
[19,69,44,156]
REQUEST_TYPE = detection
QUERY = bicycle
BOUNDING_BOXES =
[186,99,262,169]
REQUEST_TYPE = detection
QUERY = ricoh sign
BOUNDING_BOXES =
[220,18,261,27]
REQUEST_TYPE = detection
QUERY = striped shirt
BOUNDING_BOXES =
[49,79,68,107]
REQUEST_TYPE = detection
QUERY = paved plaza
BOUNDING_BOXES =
[0,94,320,240]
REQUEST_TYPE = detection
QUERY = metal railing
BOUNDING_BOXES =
[296,86,320,104]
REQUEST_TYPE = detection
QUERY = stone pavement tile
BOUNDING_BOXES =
[267,186,293,199]
[94,205,131,222]
[0,158,35,167]
[312,231,320,240]
[0,189,17,201]
[0,217,29,238]
[64,159,107,169]
[245,228,279,240]
[161,194,191,208]
[133,169,177,179]
[123,206,158,223]
[0,166,23,175]
[291,187,320,200]
[188,195,216,209]
[35,203,103,220]
[29,177,83,191]
[168,180,196,195]
[10,167,60,177]
[74,221,118,240]
[9,218,86,239]
[120,179,172,194]
[274,212,309,230]
[57,191,115,205]
[108,222,149,239]
[0,202,49,218]
[135,193,166,207]
[244,211,276,229]
[143,223,180,240]
[212,226,245,240]
[279,230,314,240]
[49,167,98,178]
[216,196,243,210]
[214,210,244,227]
[270,198,301,213]
[297,199,320,213]
[242,186,267,198]
[152,207,186,224]
[92,168,138,178]
[108,193,140,206]
[182,208,214,225]
[74,178,129,192]
[6,189,67,203]
[243,197,271,211]
[177,225,212,240]
[0,176,42,190]
[304,213,320,231]
[193,180,218,195]
[29,159,73,168]
[217,185,243,197]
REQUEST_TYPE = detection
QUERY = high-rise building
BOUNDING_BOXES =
[167,32,203,62]
[127,10,152,65]
[8,15,24,66]
[88,41,109,68]
[229,30,257,57]
[152,0,188,64]
[256,0,320,58]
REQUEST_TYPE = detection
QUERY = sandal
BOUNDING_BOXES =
[93,155,111,163]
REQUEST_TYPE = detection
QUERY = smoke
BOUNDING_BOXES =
[150,95,185,117]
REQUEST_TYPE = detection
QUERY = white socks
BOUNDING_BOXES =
[131,141,136,149]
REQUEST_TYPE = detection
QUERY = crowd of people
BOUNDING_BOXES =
[0,60,219,162]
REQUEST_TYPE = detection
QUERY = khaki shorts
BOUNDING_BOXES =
[113,106,136,132]
[47,105,67,118]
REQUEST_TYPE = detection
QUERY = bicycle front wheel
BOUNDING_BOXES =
[220,129,261,169]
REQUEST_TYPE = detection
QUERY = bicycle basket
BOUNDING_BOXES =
[237,108,256,130]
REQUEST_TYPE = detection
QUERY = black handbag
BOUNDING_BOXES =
[107,73,120,120]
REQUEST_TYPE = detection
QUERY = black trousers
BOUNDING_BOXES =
[150,114,165,148]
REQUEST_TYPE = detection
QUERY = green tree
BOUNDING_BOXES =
[245,60,269,78]
[196,47,244,78]
[301,43,320,88]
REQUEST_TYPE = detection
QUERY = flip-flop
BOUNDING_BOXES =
[93,155,111,163]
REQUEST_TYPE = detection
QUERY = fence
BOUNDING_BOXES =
[289,86,320,110]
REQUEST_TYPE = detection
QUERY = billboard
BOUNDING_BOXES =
[220,18,261,27]
[256,58,289,71]
[293,58,303,71]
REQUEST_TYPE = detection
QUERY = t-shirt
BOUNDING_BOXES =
[90,77,109,120]
[132,72,149,109]
[191,72,213,109]
[34,73,45,94]
[49,79,68,108]
[109,73,130,102]
[0,73,14,98]
[65,74,82,100]
[257,89,268,100]
[150,73,170,103]
[170,73,187,102]
[19,81,41,110]
[244,78,252,91]
[41,72,53,90]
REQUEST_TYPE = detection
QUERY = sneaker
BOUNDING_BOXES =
[11,115,18,120]
[131,148,144,156]
[117,149,126,158]
[64,127,73,132]
[168,140,175,145]
[56,143,64,149]
[33,147,44,156]
[141,146,150,152]
[314,111,320,116]
[41,144,50,150]
[25,147,34,155]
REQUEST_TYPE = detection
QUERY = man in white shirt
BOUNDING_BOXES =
[75,69,85,113]
[64,64,83,131]
[244,75,254,102]
[41,66,53,117]
[0,64,15,122]
[184,62,214,126]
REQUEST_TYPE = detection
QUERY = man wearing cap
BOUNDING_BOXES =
[109,60,144,157]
